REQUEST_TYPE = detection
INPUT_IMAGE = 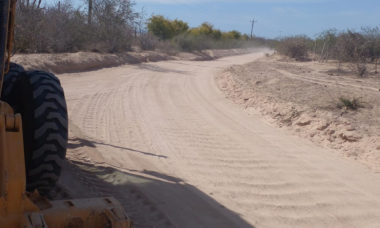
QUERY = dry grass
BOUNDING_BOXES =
[337,97,362,110]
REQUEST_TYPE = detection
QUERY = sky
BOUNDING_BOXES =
[133,0,380,38]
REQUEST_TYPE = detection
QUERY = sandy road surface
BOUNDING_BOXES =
[58,50,380,228]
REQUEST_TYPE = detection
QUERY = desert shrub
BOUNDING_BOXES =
[255,36,278,48]
[43,4,90,52]
[160,20,274,52]
[276,36,311,60]
[314,28,380,64]
[212,29,223,40]
[189,23,218,38]
[14,0,137,53]
[147,15,188,40]
[222,30,242,40]
[171,19,190,37]
[137,33,159,50]
[89,0,136,52]
[15,1,48,52]
[361,27,380,73]
[173,33,213,51]
[314,29,338,61]
[173,32,266,51]
[155,40,179,55]
[356,63,367,77]
[335,31,366,62]
[335,31,370,76]
[311,28,380,75]
[337,97,362,110]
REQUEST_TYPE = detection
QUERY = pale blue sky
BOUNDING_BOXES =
[47,0,380,38]
[134,0,380,38]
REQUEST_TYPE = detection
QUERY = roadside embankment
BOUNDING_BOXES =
[216,54,380,171]
[12,48,254,74]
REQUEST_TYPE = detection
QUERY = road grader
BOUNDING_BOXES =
[0,0,132,227]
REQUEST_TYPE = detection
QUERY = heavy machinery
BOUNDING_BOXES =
[0,0,132,226]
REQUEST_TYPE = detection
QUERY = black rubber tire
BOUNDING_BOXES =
[1,66,68,195]
[1,63,25,101]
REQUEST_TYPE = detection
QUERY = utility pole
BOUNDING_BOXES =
[250,18,257,39]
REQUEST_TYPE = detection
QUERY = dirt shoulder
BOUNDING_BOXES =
[216,54,380,171]
[12,48,254,74]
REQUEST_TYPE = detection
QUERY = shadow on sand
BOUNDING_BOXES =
[68,137,168,159]
[61,160,254,228]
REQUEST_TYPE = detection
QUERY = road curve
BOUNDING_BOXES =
[59,50,380,228]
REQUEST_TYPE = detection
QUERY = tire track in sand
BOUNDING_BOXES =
[60,50,380,228]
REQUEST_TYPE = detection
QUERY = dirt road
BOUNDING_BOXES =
[58,50,380,228]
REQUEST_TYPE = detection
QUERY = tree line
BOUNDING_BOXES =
[146,15,261,51]
[14,1,270,53]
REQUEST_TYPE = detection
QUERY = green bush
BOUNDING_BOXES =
[147,15,188,40]
[189,23,223,40]
[222,30,242,40]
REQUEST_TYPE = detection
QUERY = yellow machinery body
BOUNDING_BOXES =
[0,101,132,227]
[0,0,132,226]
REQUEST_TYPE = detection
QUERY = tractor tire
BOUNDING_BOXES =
[1,63,25,101]
[1,66,68,195]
